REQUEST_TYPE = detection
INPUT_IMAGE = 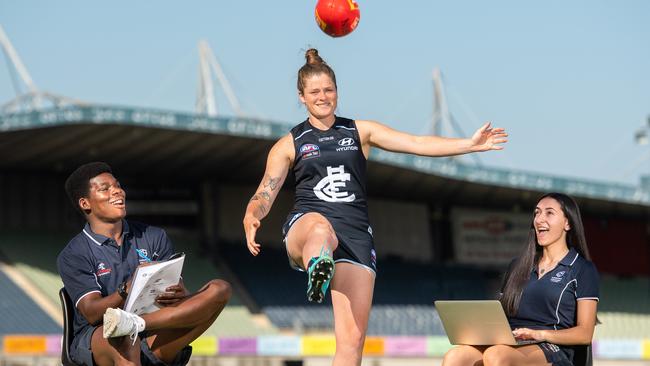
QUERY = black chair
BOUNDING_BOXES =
[59,288,78,366]
[573,343,593,366]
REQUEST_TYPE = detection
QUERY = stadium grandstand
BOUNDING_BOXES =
[1,25,649,365]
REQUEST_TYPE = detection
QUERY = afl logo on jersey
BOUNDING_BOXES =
[336,138,359,152]
[300,143,320,159]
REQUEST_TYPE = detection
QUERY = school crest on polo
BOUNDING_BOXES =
[96,262,112,276]
[550,270,566,283]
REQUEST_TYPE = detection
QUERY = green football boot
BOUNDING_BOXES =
[306,247,335,303]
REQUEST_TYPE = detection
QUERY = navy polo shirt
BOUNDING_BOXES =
[508,248,600,330]
[57,220,175,336]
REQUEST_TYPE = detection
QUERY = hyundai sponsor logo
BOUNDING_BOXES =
[338,138,355,146]
[336,137,359,151]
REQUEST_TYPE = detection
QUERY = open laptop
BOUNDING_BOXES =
[434,300,540,346]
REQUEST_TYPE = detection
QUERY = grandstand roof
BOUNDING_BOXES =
[1,105,649,216]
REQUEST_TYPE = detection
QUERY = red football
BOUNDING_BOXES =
[315,0,361,38]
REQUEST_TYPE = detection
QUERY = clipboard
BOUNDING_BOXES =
[124,254,185,315]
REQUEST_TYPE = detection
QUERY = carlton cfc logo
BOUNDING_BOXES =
[313,165,355,202]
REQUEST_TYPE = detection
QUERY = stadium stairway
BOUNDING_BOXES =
[0,265,61,335]
[0,232,71,307]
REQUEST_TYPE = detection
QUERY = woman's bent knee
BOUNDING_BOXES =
[442,346,481,366]
[482,345,513,366]
[309,221,338,244]
[442,347,464,365]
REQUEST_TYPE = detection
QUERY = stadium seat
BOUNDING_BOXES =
[59,288,78,366]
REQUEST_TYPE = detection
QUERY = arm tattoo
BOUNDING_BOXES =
[259,191,271,201]
[264,176,281,191]
[249,194,268,215]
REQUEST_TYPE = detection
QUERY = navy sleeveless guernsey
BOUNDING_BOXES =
[282,116,377,273]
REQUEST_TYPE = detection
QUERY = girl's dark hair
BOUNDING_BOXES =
[64,162,112,215]
[500,192,592,316]
[297,48,337,94]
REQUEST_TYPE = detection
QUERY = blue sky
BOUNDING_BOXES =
[1,1,649,185]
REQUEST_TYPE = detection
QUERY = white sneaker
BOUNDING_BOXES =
[103,308,145,344]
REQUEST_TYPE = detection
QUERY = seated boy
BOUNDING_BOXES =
[57,162,231,366]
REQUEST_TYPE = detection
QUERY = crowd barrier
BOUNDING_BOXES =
[3,335,650,360]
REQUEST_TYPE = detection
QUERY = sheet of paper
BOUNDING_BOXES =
[124,255,184,315]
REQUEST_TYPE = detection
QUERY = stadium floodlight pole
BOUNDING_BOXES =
[432,67,452,137]
[1,24,84,113]
[195,40,242,117]
[635,116,650,190]
[432,67,482,166]
[634,115,649,146]
[0,23,41,109]
[196,41,218,117]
